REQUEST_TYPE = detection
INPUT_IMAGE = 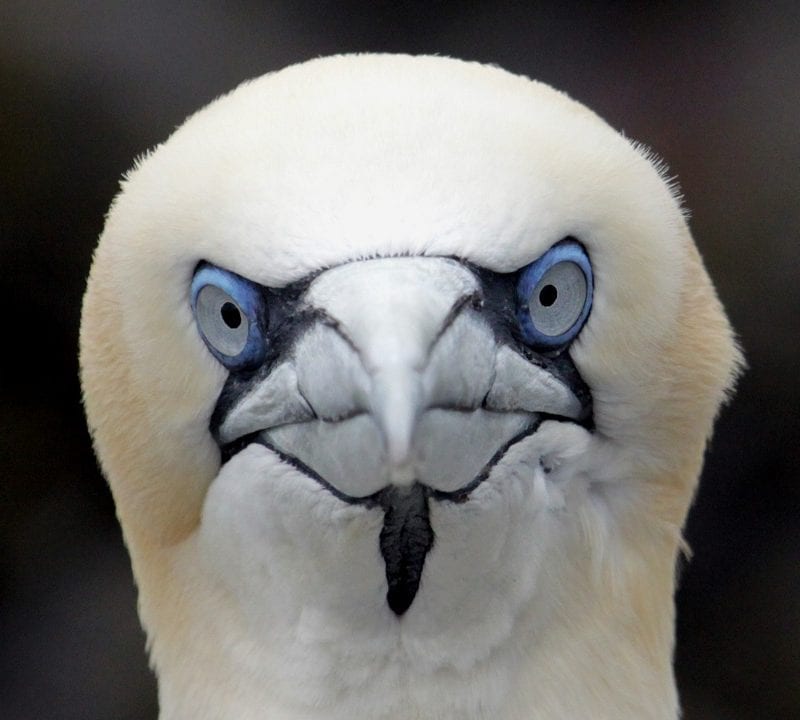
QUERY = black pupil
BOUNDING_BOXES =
[539,284,558,307]
[220,302,242,329]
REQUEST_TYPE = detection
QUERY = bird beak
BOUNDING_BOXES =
[211,256,591,613]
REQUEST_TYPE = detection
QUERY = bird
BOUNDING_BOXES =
[80,54,741,720]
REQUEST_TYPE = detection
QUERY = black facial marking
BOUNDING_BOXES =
[208,250,594,441]
[208,273,327,441]
[202,245,596,617]
[430,417,544,503]
[378,484,434,616]
[429,288,483,351]
[469,258,594,424]
[241,438,436,617]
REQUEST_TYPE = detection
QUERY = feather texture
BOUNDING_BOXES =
[80,54,741,720]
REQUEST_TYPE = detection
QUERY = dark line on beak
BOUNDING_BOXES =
[222,411,589,618]
[234,435,435,616]
[427,289,483,353]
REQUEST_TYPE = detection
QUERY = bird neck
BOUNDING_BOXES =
[132,513,681,720]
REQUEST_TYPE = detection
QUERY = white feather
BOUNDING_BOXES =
[80,54,741,720]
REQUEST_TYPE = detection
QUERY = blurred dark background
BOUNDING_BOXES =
[1,2,798,719]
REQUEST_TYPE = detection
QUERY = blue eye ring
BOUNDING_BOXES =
[516,239,593,350]
[191,264,268,370]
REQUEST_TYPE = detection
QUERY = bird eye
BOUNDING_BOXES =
[191,264,267,370]
[516,239,593,349]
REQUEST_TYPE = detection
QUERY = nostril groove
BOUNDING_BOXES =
[428,290,484,357]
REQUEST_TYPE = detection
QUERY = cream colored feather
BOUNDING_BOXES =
[80,54,740,720]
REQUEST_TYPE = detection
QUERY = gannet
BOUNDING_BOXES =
[80,54,740,720]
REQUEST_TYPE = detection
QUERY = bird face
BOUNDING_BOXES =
[197,241,593,617]
[80,55,740,718]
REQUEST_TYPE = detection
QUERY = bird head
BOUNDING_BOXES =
[80,55,740,719]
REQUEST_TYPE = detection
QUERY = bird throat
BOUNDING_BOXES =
[231,425,544,618]
[377,484,434,616]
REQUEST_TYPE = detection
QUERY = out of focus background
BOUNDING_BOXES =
[1,3,797,719]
